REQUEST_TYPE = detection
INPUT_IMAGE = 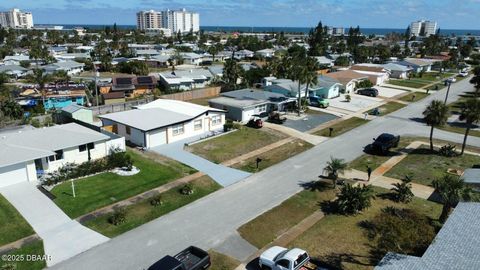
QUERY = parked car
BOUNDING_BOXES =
[267,112,287,124]
[259,246,310,270]
[371,133,400,154]
[247,115,263,128]
[444,77,457,85]
[148,246,211,270]
[308,96,329,108]
[458,71,469,77]
[357,88,379,97]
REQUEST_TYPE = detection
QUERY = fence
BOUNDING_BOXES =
[159,86,221,101]
[90,97,155,115]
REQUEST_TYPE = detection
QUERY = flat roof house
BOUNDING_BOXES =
[99,99,226,149]
[0,123,123,188]
[462,168,480,191]
[42,61,85,75]
[159,69,214,91]
[208,88,291,123]
[0,64,29,79]
[395,58,433,73]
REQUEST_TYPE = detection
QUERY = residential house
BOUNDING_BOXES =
[3,54,31,66]
[60,104,94,123]
[255,48,275,58]
[145,55,171,68]
[350,64,390,85]
[462,168,480,191]
[264,78,306,98]
[208,88,292,123]
[99,99,226,148]
[0,123,125,188]
[315,56,334,68]
[180,52,204,65]
[375,202,480,270]
[395,58,432,73]
[309,76,342,99]
[134,49,161,58]
[235,49,254,59]
[54,53,91,61]
[42,61,85,75]
[109,76,157,98]
[159,69,213,91]
[324,70,370,93]
[0,65,29,79]
[382,63,413,79]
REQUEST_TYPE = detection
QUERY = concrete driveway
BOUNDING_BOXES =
[0,182,108,266]
[151,134,251,187]
[283,112,338,132]
[329,94,383,112]
[375,86,407,98]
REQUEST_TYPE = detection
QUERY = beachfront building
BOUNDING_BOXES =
[410,20,437,37]
[136,8,199,34]
[0,8,33,29]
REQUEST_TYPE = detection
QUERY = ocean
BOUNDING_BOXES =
[36,24,480,36]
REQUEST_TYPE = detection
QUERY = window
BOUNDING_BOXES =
[276,259,290,269]
[79,144,87,152]
[211,115,222,126]
[194,119,202,130]
[87,143,95,150]
[48,150,64,162]
[172,124,184,136]
[126,126,131,135]
[256,104,267,113]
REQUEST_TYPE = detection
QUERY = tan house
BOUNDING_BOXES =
[324,70,370,93]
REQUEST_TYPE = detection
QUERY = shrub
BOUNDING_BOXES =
[391,174,414,203]
[335,184,375,215]
[30,118,41,128]
[224,120,234,132]
[368,207,436,256]
[345,94,351,102]
[1,263,16,270]
[438,144,458,157]
[356,79,374,89]
[150,194,163,207]
[180,184,194,195]
[108,208,127,225]
[107,148,133,170]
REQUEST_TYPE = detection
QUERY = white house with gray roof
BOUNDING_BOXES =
[158,68,214,91]
[99,99,225,148]
[0,123,122,188]
[43,61,85,75]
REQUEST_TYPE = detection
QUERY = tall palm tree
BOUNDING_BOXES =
[469,66,480,97]
[302,57,319,110]
[432,174,472,223]
[458,98,480,155]
[53,70,71,87]
[423,100,449,151]
[323,156,348,189]
[26,69,53,110]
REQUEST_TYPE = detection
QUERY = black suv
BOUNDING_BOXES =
[357,88,379,97]
[371,133,400,154]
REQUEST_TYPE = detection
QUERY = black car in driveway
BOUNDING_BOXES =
[371,133,400,154]
[357,88,379,97]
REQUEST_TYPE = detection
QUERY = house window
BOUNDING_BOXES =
[211,115,222,126]
[126,126,131,135]
[172,124,184,136]
[79,144,87,152]
[256,104,267,113]
[87,143,95,150]
[49,150,64,162]
[194,119,202,130]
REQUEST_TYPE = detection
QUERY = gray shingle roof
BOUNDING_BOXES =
[461,169,480,184]
[61,104,89,114]
[375,202,480,270]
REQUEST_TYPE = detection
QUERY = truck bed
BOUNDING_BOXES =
[174,246,209,270]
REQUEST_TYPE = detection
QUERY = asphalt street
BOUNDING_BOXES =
[51,76,480,270]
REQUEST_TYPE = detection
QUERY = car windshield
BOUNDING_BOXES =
[377,134,393,142]
[274,250,289,261]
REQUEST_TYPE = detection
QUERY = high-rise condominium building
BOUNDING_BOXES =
[410,20,437,37]
[0,8,33,29]
[137,8,199,35]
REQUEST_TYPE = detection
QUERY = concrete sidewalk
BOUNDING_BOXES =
[262,122,327,145]
[0,183,108,266]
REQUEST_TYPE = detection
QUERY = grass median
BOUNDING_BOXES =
[313,117,369,137]
[209,250,240,270]
[0,195,35,246]
[0,240,46,270]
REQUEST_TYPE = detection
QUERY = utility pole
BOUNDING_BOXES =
[95,69,100,107]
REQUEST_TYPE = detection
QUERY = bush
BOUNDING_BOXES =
[391,174,414,203]
[108,208,127,225]
[368,207,436,256]
[345,94,351,102]
[438,144,458,157]
[150,194,163,207]
[30,118,41,128]
[335,184,375,215]
[356,79,374,89]
[224,120,234,132]
[107,148,133,170]
[180,184,194,195]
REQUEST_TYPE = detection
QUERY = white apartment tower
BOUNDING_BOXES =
[0,8,33,29]
[410,20,437,37]
[137,8,199,34]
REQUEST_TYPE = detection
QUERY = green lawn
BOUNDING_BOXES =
[375,102,407,115]
[289,187,442,270]
[385,145,480,186]
[0,240,46,270]
[426,83,446,91]
[84,176,221,237]
[439,124,480,138]
[187,126,288,163]
[398,92,430,102]
[238,181,337,248]
[209,250,241,270]
[388,79,429,89]
[314,117,369,137]
[0,195,35,246]
[52,150,197,218]
[187,97,216,106]
[231,139,313,173]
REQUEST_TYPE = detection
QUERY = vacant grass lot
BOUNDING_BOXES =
[187,97,216,106]
[0,195,35,246]
[398,92,430,102]
[385,145,480,186]
[314,117,369,137]
[231,139,313,173]
[52,150,196,218]
[209,250,241,270]
[376,102,407,115]
[289,187,442,270]
[238,181,337,248]
[0,240,46,270]
[84,176,221,237]
[388,79,429,89]
[187,127,287,163]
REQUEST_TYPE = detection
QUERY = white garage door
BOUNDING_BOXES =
[148,129,167,148]
[0,163,29,188]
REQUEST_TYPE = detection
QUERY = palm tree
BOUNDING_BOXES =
[423,100,449,151]
[26,69,53,110]
[469,66,480,97]
[53,70,71,87]
[391,174,414,203]
[323,156,348,189]
[458,98,480,155]
[302,57,319,110]
[432,174,472,223]
[336,184,375,215]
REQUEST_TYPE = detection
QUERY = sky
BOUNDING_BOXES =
[2,0,480,29]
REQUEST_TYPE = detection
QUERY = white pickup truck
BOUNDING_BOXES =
[259,246,310,270]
